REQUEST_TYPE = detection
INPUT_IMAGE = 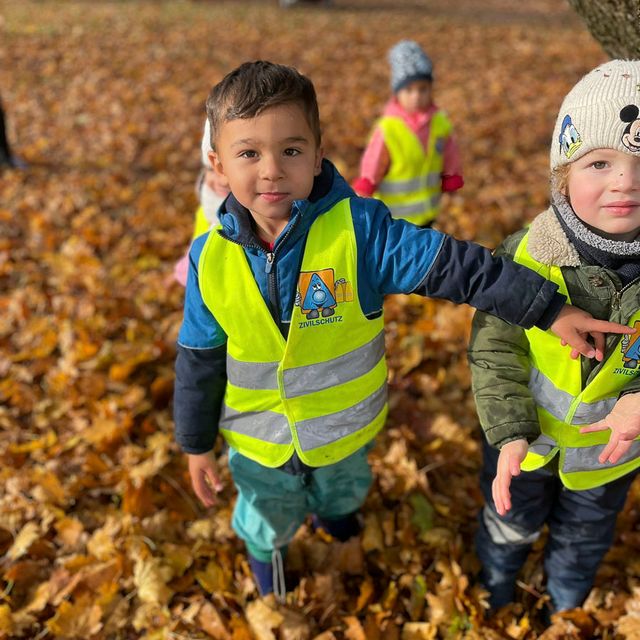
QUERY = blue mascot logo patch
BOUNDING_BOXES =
[614,320,640,376]
[296,268,352,328]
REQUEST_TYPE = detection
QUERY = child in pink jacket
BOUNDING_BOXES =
[173,120,229,286]
[353,40,462,227]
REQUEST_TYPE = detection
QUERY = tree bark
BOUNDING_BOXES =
[567,0,640,59]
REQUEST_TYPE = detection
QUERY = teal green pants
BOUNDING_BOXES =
[228,446,373,562]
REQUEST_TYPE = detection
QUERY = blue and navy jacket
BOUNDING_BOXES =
[174,160,565,468]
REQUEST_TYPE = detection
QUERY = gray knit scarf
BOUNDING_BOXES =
[552,191,640,286]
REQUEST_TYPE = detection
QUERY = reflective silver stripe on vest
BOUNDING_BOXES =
[297,382,387,451]
[227,332,385,395]
[562,439,640,473]
[389,195,441,218]
[572,397,616,424]
[529,368,615,425]
[528,433,557,457]
[283,331,386,398]
[227,355,279,390]
[219,404,292,445]
[378,172,441,195]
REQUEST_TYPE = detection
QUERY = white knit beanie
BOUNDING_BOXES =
[388,40,433,94]
[201,118,212,167]
[550,59,640,171]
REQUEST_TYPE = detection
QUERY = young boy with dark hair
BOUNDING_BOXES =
[174,60,631,599]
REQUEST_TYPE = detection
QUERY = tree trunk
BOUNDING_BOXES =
[567,0,640,59]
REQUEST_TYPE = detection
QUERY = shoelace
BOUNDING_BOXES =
[271,548,286,603]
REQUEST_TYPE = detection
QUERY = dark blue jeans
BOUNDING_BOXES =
[476,437,636,611]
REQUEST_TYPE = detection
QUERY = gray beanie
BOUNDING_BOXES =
[550,59,640,171]
[388,40,433,94]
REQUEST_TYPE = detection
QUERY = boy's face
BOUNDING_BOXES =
[567,149,640,241]
[396,80,432,114]
[209,103,322,234]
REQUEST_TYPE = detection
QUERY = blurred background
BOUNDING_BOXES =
[1,2,639,639]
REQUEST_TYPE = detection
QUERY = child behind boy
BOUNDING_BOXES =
[174,60,631,599]
[352,40,463,227]
[468,60,640,615]
[173,119,229,286]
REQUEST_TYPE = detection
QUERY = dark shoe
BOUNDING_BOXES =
[312,511,362,542]
[248,555,274,596]
[249,551,288,601]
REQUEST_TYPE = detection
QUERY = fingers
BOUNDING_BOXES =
[192,471,217,507]
[586,320,635,334]
[607,439,633,465]
[580,419,607,434]
[191,465,223,508]
[598,433,619,464]
[566,333,596,359]
[205,467,224,493]
[591,331,605,362]
[599,432,630,464]
[492,468,513,516]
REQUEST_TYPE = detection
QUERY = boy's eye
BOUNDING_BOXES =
[284,148,300,157]
[239,150,257,159]
[592,161,608,169]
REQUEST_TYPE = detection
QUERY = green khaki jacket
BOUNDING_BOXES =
[469,208,640,449]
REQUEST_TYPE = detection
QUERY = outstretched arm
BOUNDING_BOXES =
[580,392,640,464]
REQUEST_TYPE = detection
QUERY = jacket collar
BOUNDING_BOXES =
[527,207,581,267]
[217,159,352,250]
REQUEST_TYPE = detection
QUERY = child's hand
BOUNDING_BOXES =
[551,305,635,361]
[492,439,528,516]
[580,392,640,464]
[187,451,224,507]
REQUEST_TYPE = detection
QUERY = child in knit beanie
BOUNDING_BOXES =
[173,119,229,286]
[468,60,640,617]
[352,39,463,227]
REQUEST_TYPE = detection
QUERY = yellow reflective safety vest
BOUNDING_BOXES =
[192,205,209,241]
[374,111,452,226]
[514,232,640,490]
[198,198,388,468]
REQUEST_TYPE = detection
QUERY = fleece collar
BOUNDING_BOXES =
[527,207,581,267]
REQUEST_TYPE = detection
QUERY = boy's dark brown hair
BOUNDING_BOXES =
[206,60,321,150]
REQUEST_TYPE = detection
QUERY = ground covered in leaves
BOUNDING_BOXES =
[1,1,640,638]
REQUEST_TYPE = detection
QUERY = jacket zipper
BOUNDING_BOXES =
[219,215,300,330]
[264,217,300,329]
[265,251,278,322]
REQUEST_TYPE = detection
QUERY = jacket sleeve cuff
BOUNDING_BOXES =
[533,293,566,331]
[442,174,464,192]
[352,177,376,197]
[485,424,541,450]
